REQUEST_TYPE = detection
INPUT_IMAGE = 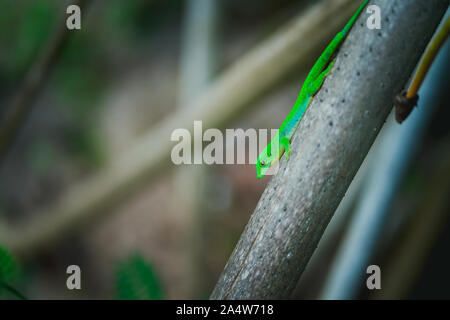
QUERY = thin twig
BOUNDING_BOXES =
[0,0,91,161]
[394,15,449,123]
[0,280,27,300]
[406,16,449,99]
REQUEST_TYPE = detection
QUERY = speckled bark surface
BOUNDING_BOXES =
[211,0,448,300]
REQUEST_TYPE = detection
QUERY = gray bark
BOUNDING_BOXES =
[211,0,448,299]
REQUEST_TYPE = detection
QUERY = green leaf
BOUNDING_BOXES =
[116,254,163,300]
[0,246,27,299]
[0,246,15,282]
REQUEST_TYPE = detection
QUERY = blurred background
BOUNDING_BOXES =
[0,0,449,299]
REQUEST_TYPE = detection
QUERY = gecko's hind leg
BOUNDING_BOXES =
[307,59,336,96]
[280,136,292,160]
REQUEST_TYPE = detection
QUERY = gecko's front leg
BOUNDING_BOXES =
[280,136,292,160]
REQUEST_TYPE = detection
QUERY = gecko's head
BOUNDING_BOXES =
[256,157,271,180]
[255,143,277,179]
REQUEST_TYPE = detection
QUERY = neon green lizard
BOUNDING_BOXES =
[256,0,368,179]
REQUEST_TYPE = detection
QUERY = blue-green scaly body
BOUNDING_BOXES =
[256,0,368,179]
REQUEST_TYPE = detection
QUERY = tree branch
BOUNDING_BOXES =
[210,0,448,299]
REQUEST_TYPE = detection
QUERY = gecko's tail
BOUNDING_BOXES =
[342,0,369,35]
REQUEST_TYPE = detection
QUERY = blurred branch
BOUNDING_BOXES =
[321,26,449,300]
[323,30,449,299]
[178,0,217,104]
[177,0,218,297]
[210,0,448,299]
[0,0,91,161]
[372,136,450,299]
[2,0,379,257]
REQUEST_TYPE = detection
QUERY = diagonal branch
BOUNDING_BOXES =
[210,0,448,299]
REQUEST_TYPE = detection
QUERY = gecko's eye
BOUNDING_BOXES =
[260,160,266,166]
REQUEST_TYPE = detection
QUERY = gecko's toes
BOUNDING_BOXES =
[285,150,293,161]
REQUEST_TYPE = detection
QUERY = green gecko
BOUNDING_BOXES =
[256,0,368,179]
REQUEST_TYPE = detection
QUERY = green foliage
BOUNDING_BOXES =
[106,0,143,39]
[62,124,104,168]
[0,246,26,300]
[116,254,163,300]
[0,246,15,282]
[54,29,105,105]
[0,0,57,82]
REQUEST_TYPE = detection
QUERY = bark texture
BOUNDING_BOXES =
[211,0,448,299]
